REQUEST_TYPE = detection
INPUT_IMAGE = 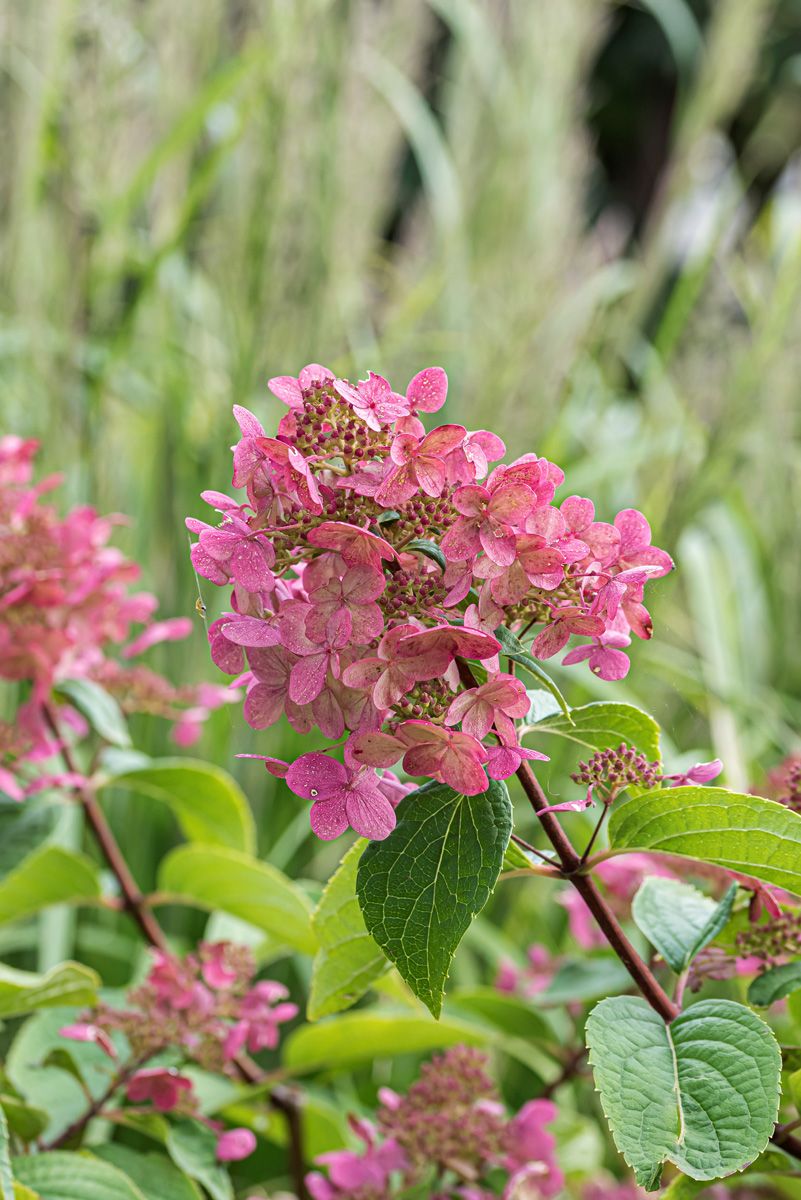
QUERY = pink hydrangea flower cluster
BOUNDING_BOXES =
[306,1045,562,1200]
[0,437,233,798]
[188,364,672,840]
[60,942,296,1160]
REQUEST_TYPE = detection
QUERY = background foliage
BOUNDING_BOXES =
[2,1,801,1190]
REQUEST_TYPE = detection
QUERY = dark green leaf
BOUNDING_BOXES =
[586,996,781,1189]
[308,839,388,1021]
[609,786,801,897]
[748,961,801,1007]
[0,1094,48,1142]
[357,778,512,1017]
[53,679,131,749]
[407,538,446,570]
[631,879,737,973]
[0,800,59,878]
[493,626,571,718]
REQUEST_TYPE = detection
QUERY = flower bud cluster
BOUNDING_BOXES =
[305,1045,563,1200]
[571,745,661,805]
[189,364,672,841]
[60,942,297,1160]
[0,438,231,798]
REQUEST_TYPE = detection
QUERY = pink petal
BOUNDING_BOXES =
[345,787,397,840]
[268,376,303,408]
[243,683,284,729]
[289,653,328,704]
[310,792,350,840]
[348,731,405,768]
[489,482,535,523]
[420,424,467,456]
[222,617,281,648]
[414,455,446,497]
[216,1128,257,1162]
[532,624,570,659]
[286,752,348,800]
[452,484,489,518]
[406,367,448,413]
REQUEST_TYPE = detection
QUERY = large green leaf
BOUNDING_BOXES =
[12,1153,146,1200]
[493,626,570,718]
[525,700,661,764]
[748,961,801,1007]
[158,845,315,954]
[94,1146,201,1200]
[102,759,254,854]
[284,1011,508,1071]
[632,879,738,973]
[357,779,512,1017]
[53,679,131,749]
[166,1121,231,1200]
[0,961,99,1017]
[0,1094,48,1143]
[0,847,101,925]
[608,786,801,896]
[539,958,633,1005]
[586,996,781,1189]
[308,839,388,1021]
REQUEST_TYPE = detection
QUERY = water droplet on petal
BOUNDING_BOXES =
[310,788,318,797]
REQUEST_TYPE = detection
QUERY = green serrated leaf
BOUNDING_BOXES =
[525,700,661,765]
[502,840,554,873]
[308,839,388,1021]
[158,845,315,954]
[166,1120,232,1200]
[586,996,781,1189]
[101,759,255,854]
[748,961,801,1007]
[94,1146,201,1200]
[632,879,737,973]
[357,778,512,1017]
[608,786,801,897]
[407,538,447,570]
[12,1152,147,1200]
[493,626,571,718]
[53,680,131,749]
[0,961,98,1018]
[0,847,101,925]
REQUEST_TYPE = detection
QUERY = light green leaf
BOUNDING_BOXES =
[0,961,98,1017]
[357,778,512,1017]
[608,786,801,896]
[0,1106,12,1200]
[13,1186,38,1200]
[53,680,131,749]
[284,1011,504,1071]
[0,848,102,925]
[12,1153,146,1200]
[632,879,738,973]
[94,1146,201,1200]
[493,626,570,718]
[101,759,254,854]
[502,840,555,873]
[446,985,553,1042]
[308,839,388,1021]
[748,961,801,1007]
[158,845,315,954]
[166,1120,232,1200]
[525,700,661,765]
[586,996,781,1189]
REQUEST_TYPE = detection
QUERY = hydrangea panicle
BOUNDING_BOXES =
[189,365,672,840]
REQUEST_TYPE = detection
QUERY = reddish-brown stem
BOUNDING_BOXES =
[43,1054,149,1150]
[514,757,680,1023]
[41,703,308,1199]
